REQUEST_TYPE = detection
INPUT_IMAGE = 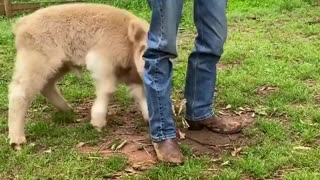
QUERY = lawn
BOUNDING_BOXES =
[0,0,320,179]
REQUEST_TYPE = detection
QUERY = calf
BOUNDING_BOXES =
[8,3,149,149]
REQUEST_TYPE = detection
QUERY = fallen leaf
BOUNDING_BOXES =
[218,111,228,115]
[75,118,87,123]
[172,105,176,116]
[115,140,127,151]
[108,138,121,151]
[299,119,317,126]
[181,118,189,128]
[221,160,230,166]
[178,130,186,140]
[216,144,231,148]
[257,86,279,95]
[124,167,138,174]
[44,148,52,153]
[225,104,232,109]
[254,106,268,116]
[132,163,151,171]
[231,147,242,157]
[234,111,243,116]
[88,156,101,159]
[103,173,122,179]
[110,143,117,151]
[244,107,255,112]
[293,146,312,150]
[178,99,186,115]
[77,142,86,148]
[210,158,222,162]
[314,94,320,102]
[207,168,219,171]
[269,87,278,90]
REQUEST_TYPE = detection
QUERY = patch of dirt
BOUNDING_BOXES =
[307,19,320,25]
[304,79,318,87]
[313,94,320,104]
[76,101,156,172]
[80,134,156,167]
[179,111,255,156]
[314,138,320,146]
[73,100,92,122]
[75,100,256,175]
[217,104,275,119]
[240,175,256,180]
[217,61,241,71]
[216,106,256,126]
[256,85,279,96]
[268,167,301,180]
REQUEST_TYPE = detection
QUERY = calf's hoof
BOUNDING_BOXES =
[9,136,27,150]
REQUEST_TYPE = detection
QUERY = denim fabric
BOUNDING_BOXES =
[144,0,228,142]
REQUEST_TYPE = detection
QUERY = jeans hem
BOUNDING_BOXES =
[185,111,214,121]
[151,133,177,142]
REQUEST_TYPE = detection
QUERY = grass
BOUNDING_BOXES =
[1,0,320,179]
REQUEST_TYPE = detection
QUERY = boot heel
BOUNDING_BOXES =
[186,120,204,131]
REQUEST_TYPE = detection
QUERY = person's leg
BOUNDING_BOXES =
[144,0,184,164]
[185,0,243,133]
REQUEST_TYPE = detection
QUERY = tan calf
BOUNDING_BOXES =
[8,3,149,149]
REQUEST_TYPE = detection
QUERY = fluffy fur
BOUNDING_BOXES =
[8,3,149,148]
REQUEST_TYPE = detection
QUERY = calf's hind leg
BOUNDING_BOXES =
[8,49,58,149]
[41,68,72,112]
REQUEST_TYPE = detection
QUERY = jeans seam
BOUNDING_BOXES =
[158,0,164,49]
[154,62,164,138]
[157,1,164,138]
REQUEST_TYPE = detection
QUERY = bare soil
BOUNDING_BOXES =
[75,100,255,171]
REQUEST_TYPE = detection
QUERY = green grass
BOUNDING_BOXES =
[1,0,320,179]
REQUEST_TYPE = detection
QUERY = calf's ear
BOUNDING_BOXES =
[128,19,146,43]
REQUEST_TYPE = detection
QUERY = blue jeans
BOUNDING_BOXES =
[144,0,228,142]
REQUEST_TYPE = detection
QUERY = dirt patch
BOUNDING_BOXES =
[80,134,156,167]
[240,175,256,180]
[76,101,156,171]
[314,138,320,146]
[313,94,320,104]
[268,167,301,180]
[307,19,320,25]
[304,79,318,87]
[180,111,255,156]
[217,61,241,71]
[75,100,255,174]
[256,85,279,96]
[73,100,92,122]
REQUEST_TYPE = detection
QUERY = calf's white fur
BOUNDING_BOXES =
[8,3,149,148]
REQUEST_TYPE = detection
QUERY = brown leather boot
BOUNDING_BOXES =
[152,138,184,165]
[186,116,244,134]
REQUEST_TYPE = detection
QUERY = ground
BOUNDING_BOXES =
[0,0,320,179]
